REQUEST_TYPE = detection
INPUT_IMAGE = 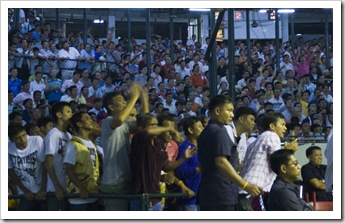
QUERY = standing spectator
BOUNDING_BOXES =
[198,95,262,211]
[175,117,204,211]
[88,77,103,99]
[240,113,298,211]
[44,102,73,211]
[100,84,146,211]
[49,42,60,74]
[39,41,55,76]
[79,43,95,72]
[16,39,31,81]
[129,114,197,211]
[63,112,100,211]
[324,129,333,193]
[8,123,47,211]
[58,41,80,82]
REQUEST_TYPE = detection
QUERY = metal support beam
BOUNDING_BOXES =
[146,9,151,73]
[275,9,280,71]
[325,9,329,69]
[228,9,235,100]
[169,12,174,61]
[205,9,225,98]
[291,13,295,52]
[246,9,251,66]
[12,9,20,33]
[55,9,59,30]
[83,9,87,45]
[127,9,132,53]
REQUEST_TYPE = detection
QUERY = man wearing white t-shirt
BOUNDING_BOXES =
[63,111,100,211]
[58,41,80,82]
[8,123,47,211]
[44,101,73,211]
[100,83,148,211]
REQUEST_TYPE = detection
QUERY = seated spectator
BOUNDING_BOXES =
[301,146,333,201]
[268,149,313,211]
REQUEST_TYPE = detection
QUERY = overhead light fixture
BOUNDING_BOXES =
[189,8,211,12]
[259,9,268,13]
[93,19,104,24]
[296,33,302,36]
[278,9,295,13]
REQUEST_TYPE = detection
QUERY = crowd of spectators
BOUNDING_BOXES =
[8,8,333,212]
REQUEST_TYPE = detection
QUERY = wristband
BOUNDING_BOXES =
[242,182,249,189]
[177,180,183,187]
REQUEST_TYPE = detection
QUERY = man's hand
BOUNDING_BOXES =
[180,185,195,198]
[129,83,142,100]
[183,146,197,160]
[79,188,88,199]
[161,173,175,185]
[284,138,298,151]
[245,183,263,197]
[35,189,46,201]
[23,189,35,201]
[55,184,64,201]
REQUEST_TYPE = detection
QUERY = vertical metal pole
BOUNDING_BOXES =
[209,9,217,98]
[228,9,235,99]
[146,8,151,73]
[325,9,329,69]
[40,9,43,27]
[12,9,20,32]
[55,9,59,30]
[291,13,295,52]
[169,12,174,61]
[128,9,132,53]
[83,9,87,45]
[275,9,280,71]
[246,9,251,66]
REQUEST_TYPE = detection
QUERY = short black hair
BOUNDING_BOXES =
[305,146,321,158]
[209,95,234,112]
[51,101,71,123]
[37,116,53,128]
[8,123,26,140]
[182,116,201,137]
[70,111,88,132]
[234,106,256,121]
[262,113,285,131]
[157,114,174,126]
[102,92,122,115]
[270,149,295,175]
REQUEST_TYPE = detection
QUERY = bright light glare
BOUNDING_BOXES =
[259,9,268,13]
[189,8,211,12]
[278,9,295,13]
[93,19,104,24]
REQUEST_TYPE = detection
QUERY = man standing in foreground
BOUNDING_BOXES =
[240,113,298,211]
[198,95,262,211]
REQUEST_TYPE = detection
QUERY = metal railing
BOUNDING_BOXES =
[8,191,188,211]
